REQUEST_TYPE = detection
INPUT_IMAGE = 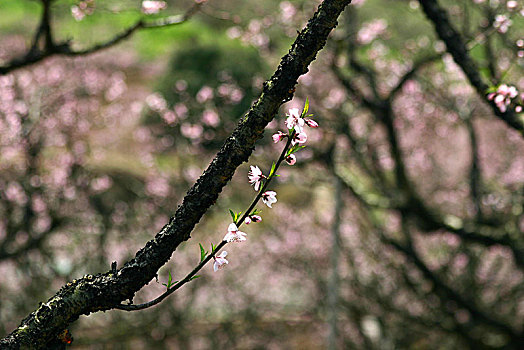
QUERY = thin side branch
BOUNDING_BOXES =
[0,2,204,75]
[0,1,352,347]
[418,0,524,135]
[116,131,296,311]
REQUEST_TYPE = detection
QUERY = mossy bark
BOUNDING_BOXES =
[0,0,352,348]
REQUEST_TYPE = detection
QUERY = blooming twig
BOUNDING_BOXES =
[114,101,317,311]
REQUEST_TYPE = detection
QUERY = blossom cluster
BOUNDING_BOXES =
[213,102,318,272]
[71,0,96,21]
[487,84,523,113]
[141,1,167,15]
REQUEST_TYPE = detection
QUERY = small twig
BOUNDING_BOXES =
[115,130,296,311]
[418,0,524,135]
[387,54,443,101]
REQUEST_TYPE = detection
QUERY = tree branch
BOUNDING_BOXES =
[0,1,352,348]
[0,2,204,75]
[418,0,524,135]
[383,231,521,345]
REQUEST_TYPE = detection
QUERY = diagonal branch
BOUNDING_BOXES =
[418,0,524,135]
[387,53,443,101]
[0,0,352,348]
[383,232,521,345]
[0,2,205,75]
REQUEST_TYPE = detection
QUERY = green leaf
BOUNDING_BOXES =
[251,208,261,215]
[190,275,201,281]
[211,243,217,252]
[162,271,176,289]
[269,162,277,177]
[302,97,309,117]
[288,145,306,156]
[229,209,236,222]
[199,243,207,262]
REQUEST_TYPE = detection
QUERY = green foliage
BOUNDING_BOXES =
[199,243,207,262]
[229,209,242,224]
[162,271,177,289]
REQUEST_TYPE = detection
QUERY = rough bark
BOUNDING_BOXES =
[0,0,352,348]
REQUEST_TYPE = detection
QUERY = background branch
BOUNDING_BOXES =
[0,0,352,347]
[0,1,205,75]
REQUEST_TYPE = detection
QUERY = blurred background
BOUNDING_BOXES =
[0,0,523,348]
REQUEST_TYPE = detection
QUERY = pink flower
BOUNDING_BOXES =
[285,154,296,165]
[141,1,167,14]
[248,165,264,191]
[223,223,247,243]
[490,84,520,113]
[245,215,262,225]
[213,251,228,271]
[292,132,307,145]
[272,131,286,143]
[493,15,512,33]
[304,118,319,128]
[71,6,85,21]
[71,0,95,21]
[285,108,304,132]
[261,191,277,208]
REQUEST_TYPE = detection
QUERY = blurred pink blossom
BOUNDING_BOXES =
[162,110,177,124]
[71,1,96,21]
[180,123,203,139]
[202,109,220,127]
[5,182,27,205]
[91,176,113,192]
[357,19,388,44]
[146,176,170,197]
[146,93,167,112]
[196,86,214,103]
[493,15,512,34]
[279,2,297,22]
[141,1,167,15]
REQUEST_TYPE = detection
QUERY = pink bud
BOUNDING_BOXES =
[305,118,319,128]
[272,131,286,143]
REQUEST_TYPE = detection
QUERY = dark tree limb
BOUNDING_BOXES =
[331,32,524,268]
[387,53,443,102]
[383,231,522,346]
[0,2,204,75]
[0,0,352,348]
[418,0,524,135]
